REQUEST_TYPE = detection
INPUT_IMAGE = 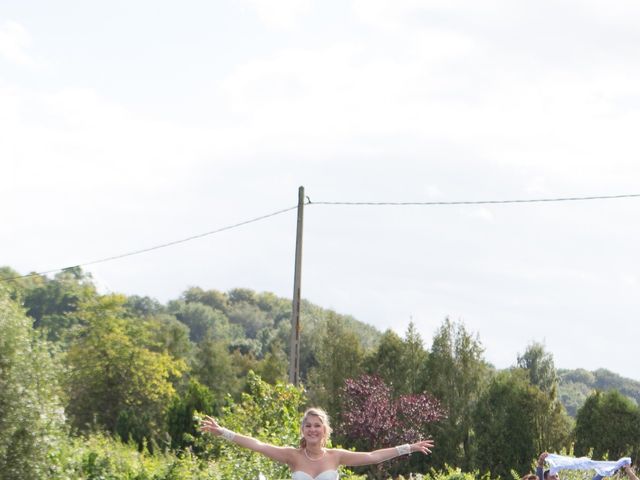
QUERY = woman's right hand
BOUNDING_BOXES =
[200,415,223,436]
[538,452,549,467]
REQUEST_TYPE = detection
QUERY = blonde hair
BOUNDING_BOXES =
[299,407,332,448]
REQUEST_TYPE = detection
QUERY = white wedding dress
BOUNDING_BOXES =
[291,470,339,480]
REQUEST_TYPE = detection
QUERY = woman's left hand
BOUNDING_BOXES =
[410,439,435,455]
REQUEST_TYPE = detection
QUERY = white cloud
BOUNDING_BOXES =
[243,0,311,30]
[0,21,36,67]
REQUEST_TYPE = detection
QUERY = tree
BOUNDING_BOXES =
[306,313,365,419]
[182,287,229,313]
[575,390,640,459]
[0,286,66,480]
[516,343,571,452]
[517,342,558,395]
[365,323,428,395]
[64,295,186,446]
[21,268,98,342]
[339,374,446,479]
[166,379,215,450]
[198,371,305,480]
[364,330,408,393]
[473,369,541,478]
[424,318,489,470]
[192,338,241,403]
[147,313,194,362]
[169,300,234,343]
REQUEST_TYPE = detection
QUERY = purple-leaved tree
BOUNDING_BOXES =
[338,374,446,477]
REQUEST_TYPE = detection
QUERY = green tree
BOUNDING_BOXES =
[199,371,305,480]
[166,379,215,450]
[364,329,408,393]
[306,313,365,419]
[364,323,428,395]
[404,322,428,394]
[21,268,98,342]
[148,313,194,362]
[473,369,542,478]
[192,338,241,403]
[255,340,289,385]
[517,343,572,453]
[0,286,66,480]
[575,390,640,459]
[424,318,489,470]
[182,287,229,313]
[517,342,558,395]
[64,295,186,446]
[169,300,233,343]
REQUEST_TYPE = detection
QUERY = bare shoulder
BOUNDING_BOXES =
[327,448,356,462]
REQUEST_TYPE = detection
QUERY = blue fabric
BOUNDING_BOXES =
[546,454,631,477]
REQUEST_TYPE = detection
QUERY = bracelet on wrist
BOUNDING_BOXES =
[395,444,411,456]
[220,428,236,441]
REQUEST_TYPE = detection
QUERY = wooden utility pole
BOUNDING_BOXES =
[289,186,305,385]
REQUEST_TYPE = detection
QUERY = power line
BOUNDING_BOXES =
[4,191,639,283]
[1,204,298,282]
[308,192,640,206]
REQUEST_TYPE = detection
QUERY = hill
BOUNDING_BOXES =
[558,367,640,416]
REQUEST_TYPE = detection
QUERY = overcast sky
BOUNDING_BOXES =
[3,1,640,381]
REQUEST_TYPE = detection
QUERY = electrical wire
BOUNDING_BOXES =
[1,204,298,282]
[307,192,640,206]
[3,191,640,283]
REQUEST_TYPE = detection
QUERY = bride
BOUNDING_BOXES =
[200,407,435,480]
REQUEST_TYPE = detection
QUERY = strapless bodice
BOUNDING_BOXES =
[292,470,339,480]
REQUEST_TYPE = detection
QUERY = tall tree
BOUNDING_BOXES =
[473,369,545,478]
[516,342,571,452]
[192,337,241,403]
[424,318,489,469]
[364,330,408,393]
[365,323,428,395]
[200,372,305,480]
[64,295,185,445]
[20,268,98,341]
[306,313,365,419]
[339,374,445,479]
[169,300,234,343]
[575,390,640,459]
[517,342,558,395]
[0,287,66,480]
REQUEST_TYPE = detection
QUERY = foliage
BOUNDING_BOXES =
[169,300,235,343]
[64,294,186,446]
[49,432,218,480]
[0,287,67,480]
[166,379,215,451]
[473,369,571,480]
[365,323,429,396]
[198,371,306,480]
[517,342,558,395]
[339,374,446,478]
[558,368,640,417]
[409,465,493,480]
[192,337,241,402]
[574,389,640,459]
[424,318,490,470]
[20,268,98,342]
[306,313,366,419]
[516,343,572,453]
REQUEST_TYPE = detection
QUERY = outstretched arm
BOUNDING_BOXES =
[537,452,549,480]
[337,439,434,467]
[200,416,295,465]
[624,465,639,480]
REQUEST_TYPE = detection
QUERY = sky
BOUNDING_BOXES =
[2,1,640,381]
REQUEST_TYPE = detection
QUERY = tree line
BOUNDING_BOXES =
[1,266,639,479]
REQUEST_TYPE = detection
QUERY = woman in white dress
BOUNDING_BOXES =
[200,407,434,480]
